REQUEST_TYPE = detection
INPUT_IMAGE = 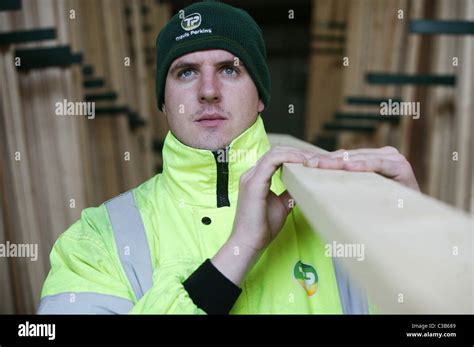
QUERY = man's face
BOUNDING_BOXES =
[163,49,265,150]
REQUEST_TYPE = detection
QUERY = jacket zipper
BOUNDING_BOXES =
[212,147,230,208]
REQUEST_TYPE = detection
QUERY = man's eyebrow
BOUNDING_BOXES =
[215,59,241,67]
[169,62,200,76]
[169,59,245,76]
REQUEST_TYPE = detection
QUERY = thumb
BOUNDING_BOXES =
[267,190,295,237]
[278,190,296,215]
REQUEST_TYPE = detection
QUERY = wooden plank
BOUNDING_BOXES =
[268,133,473,313]
[337,0,409,150]
[304,0,347,143]
[73,0,125,203]
[398,0,424,157]
[0,0,91,313]
[128,0,153,179]
[404,0,436,194]
[0,45,42,314]
[0,177,15,313]
[66,0,97,208]
[101,0,142,190]
[425,0,457,205]
[453,0,474,211]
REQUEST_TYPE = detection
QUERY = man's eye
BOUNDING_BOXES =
[223,66,239,76]
[178,69,195,79]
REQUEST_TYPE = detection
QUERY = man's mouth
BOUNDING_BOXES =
[194,113,227,128]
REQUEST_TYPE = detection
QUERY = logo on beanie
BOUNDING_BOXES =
[176,11,212,41]
[181,12,202,31]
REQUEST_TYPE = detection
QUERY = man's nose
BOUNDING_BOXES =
[198,69,221,104]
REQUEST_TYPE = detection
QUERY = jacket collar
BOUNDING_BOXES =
[161,115,271,208]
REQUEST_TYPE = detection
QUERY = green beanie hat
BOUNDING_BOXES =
[155,1,270,111]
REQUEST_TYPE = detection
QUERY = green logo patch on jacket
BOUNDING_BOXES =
[293,260,319,297]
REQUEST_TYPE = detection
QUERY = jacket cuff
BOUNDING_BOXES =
[183,258,242,314]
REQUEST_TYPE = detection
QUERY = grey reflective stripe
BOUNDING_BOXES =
[105,190,153,301]
[332,259,369,314]
[37,292,134,314]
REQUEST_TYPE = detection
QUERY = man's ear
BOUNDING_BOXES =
[257,99,265,113]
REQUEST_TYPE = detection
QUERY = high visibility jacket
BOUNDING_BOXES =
[38,116,370,314]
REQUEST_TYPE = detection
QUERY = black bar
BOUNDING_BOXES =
[128,111,146,130]
[15,45,81,70]
[316,21,346,30]
[410,20,474,35]
[71,52,83,64]
[366,73,456,86]
[346,96,403,106]
[84,92,118,102]
[0,27,56,45]
[82,65,94,76]
[0,0,21,11]
[324,121,376,133]
[1,314,473,344]
[95,106,129,115]
[312,47,344,55]
[313,34,345,44]
[83,78,105,88]
[335,112,400,124]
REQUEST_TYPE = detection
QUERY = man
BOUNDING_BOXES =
[38,1,419,314]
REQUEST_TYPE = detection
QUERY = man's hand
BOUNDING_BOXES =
[212,146,313,286]
[230,146,315,252]
[303,146,420,192]
[212,145,419,287]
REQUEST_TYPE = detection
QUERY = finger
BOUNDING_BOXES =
[303,155,347,169]
[253,147,314,168]
[329,146,400,158]
[255,151,304,183]
[267,191,293,234]
[315,156,347,170]
[342,158,401,178]
[304,152,404,168]
[253,147,313,184]
[328,153,403,162]
[278,190,296,214]
[271,147,316,161]
[303,153,406,180]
